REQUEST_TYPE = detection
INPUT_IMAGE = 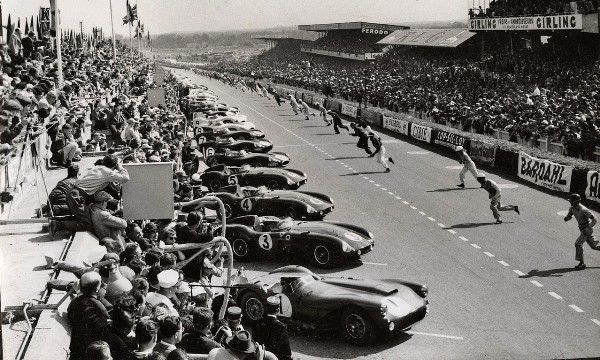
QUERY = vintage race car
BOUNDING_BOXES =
[193,111,247,123]
[195,127,265,142]
[205,150,290,168]
[196,137,273,157]
[192,118,255,131]
[200,164,307,191]
[221,215,373,267]
[210,185,334,220]
[232,265,429,345]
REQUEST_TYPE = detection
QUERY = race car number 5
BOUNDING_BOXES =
[258,234,273,250]
[241,198,253,212]
[228,175,238,185]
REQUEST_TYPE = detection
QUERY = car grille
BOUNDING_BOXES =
[298,179,307,185]
[359,244,373,255]
[397,306,428,330]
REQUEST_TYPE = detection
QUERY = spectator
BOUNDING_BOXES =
[153,316,183,358]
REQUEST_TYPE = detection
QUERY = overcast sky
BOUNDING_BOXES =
[4,0,469,36]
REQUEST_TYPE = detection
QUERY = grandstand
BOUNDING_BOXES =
[297,22,409,61]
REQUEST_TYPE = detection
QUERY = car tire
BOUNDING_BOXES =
[254,159,265,168]
[240,291,265,325]
[340,307,377,346]
[267,179,280,190]
[283,207,297,219]
[312,244,336,268]
[206,157,219,167]
[209,179,222,191]
[231,237,254,261]
[216,202,233,219]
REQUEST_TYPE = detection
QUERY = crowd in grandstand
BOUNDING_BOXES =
[308,33,382,55]
[470,0,599,18]
[207,33,600,159]
[2,28,288,360]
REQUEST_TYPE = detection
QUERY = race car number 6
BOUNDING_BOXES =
[258,234,273,250]
[241,198,253,212]
[228,175,238,185]
[205,147,215,157]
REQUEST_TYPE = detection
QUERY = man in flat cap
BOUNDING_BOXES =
[564,193,599,270]
[252,296,293,360]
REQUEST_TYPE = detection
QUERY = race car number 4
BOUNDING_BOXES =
[258,234,273,250]
[344,232,363,242]
[241,198,253,212]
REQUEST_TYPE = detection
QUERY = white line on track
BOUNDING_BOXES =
[498,261,509,266]
[428,217,436,222]
[363,176,369,180]
[569,305,584,313]
[459,236,469,241]
[448,229,457,234]
[592,319,600,327]
[419,211,426,215]
[381,187,387,190]
[402,201,410,205]
[395,196,401,200]
[369,180,375,183]
[405,331,463,340]
[437,223,446,228]
[471,244,481,249]
[388,192,394,195]
[353,170,358,173]
[360,261,388,266]
[530,280,543,287]
[513,269,525,276]
[375,184,381,187]
[484,251,494,257]
[548,292,563,300]
[410,206,417,210]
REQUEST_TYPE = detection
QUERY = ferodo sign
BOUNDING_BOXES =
[585,171,600,204]
[433,129,468,149]
[361,23,399,35]
[410,124,432,143]
[518,152,572,192]
[382,115,409,136]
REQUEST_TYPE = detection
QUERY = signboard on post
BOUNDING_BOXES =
[468,14,583,31]
[39,7,51,32]
[470,140,496,166]
[154,67,164,86]
[518,152,573,192]
[122,163,174,220]
[433,129,469,150]
[410,124,432,143]
[147,88,166,107]
[382,115,409,135]
[341,103,358,118]
[585,171,600,204]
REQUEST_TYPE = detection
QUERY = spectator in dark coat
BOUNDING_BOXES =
[48,164,79,215]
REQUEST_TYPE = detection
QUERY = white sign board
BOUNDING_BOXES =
[122,163,174,220]
[518,152,572,192]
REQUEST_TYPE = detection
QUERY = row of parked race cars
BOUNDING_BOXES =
[177,77,429,345]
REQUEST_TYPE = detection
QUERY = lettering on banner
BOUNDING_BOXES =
[433,130,467,149]
[312,96,324,106]
[518,152,572,192]
[470,140,496,166]
[382,116,409,135]
[469,15,582,31]
[341,103,358,118]
[410,124,432,143]
[585,171,600,204]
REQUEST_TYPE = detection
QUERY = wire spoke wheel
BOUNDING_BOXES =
[232,238,249,259]
[313,245,331,267]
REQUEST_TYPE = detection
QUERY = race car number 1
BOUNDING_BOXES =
[228,175,238,185]
[241,198,253,212]
[258,234,273,250]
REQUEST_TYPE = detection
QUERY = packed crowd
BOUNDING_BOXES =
[3,26,292,360]
[470,0,599,17]
[209,35,600,159]
[307,33,383,55]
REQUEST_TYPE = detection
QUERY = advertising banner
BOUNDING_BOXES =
[341,103,358,118]
[433,129,469,150]
[312,95,325,106]
[585,171,600,204]
[470,140,496,166]
[518,152,573,192]
[123,163,174,220]
[468,14,582,31]
[147,88,166,107]
[410,124,432,143]
[382,115,409,135]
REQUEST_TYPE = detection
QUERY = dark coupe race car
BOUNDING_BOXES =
[195,126,265,141]
[221,215,373,268]
[200,164,307,191]
[197,137,273,157]
[232,265,429,345]
[210,185,334,220]
[205,150,290,168]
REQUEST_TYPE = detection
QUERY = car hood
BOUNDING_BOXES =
[251,168,306,181]
[266,191,332,209]
[291,222,372,248]
[320,278,400,296]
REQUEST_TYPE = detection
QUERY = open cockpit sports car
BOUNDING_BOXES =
[231,265,429,345]
[199,164,306,191]
[196,137,273,157]
[204,150,290,168]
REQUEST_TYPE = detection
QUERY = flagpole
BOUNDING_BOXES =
[109,0,117,61]
[129,22,133,64]
[55,0,64,88]
[136,0,140,57]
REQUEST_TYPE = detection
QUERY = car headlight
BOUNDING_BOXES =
[342,241,352,253]
[419,285,428,298]
[380,303,388,315]
[250,131,263,137]
[274,154,288,161]
[287,178,294,185]
[306,205,315,213]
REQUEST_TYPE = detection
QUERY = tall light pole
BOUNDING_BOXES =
[109,0,117,61]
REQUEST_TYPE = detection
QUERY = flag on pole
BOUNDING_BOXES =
[6,14,13,41]
[17,17,21,29]
[25,21,29,34]
[30,16,34,33]
[134,20,140,38]
[123,0,136,24]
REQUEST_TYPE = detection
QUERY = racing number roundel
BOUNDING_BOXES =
[258,234,273,250]
[277,294,292,318]
[241,198,253,212]
[228,175,238,185]
[198,136,207,144]
[344,232,362,242]
[205,147,215,157]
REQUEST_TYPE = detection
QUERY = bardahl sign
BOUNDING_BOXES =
[410,124,432,143]
[585,171,600,204]
[518,152,572,193]
[433,129,468,149]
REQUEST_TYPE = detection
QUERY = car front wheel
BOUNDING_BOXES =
[232,237,253,261]
[267,179,280,190]
[312,244,335,268]
[340,307,376,346]
[240,291,265,325]
[216,203,233,219]
[209,179,222,191]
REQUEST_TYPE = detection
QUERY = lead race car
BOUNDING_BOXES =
[209,184,334,220]
[205,149,290,168]
[231,265,429,345]
[195,126,265,141]
[200,164,307,191]
[219,215,373,268]
[196,137,274,157]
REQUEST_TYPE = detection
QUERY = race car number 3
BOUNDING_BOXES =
[241,198,253,212]
[258,234,273,250]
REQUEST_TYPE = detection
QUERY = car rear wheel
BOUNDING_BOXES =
[232,237,253,261]
[267,179,280,190]
[209,179,222,191]
[240,291,265,325]
[312,244,335,268]
[216,203,233,219]
[206,157,219,167]
[340,307,376,346]
[283,207,297,219]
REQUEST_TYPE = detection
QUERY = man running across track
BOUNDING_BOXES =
[299,100,314,120]
[327,110,350,134]
[316,102,331,125]
[564,193,599,270]
[476,173,520,224]
[288,95,299,115]
[456,146,480,188]
[368,132,394,172]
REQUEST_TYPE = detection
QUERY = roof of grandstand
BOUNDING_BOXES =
[251,34,316,41]
[298,22,409,32]
[378,28,477,48]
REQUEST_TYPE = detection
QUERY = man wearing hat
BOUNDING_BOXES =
[368,132,393,173]
[121,118,140,146]
[208,330,278,360]
[90,191,127,245]
[48,164,80,216]
[145,269,180,317]
[349,122,372,155]
[476,173,520,224]
[564,193,599,270]
[213,306,245,345]
[252,296,293,360]
[455,146,480,188]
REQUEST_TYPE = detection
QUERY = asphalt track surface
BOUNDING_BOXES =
[177,69,600,360]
